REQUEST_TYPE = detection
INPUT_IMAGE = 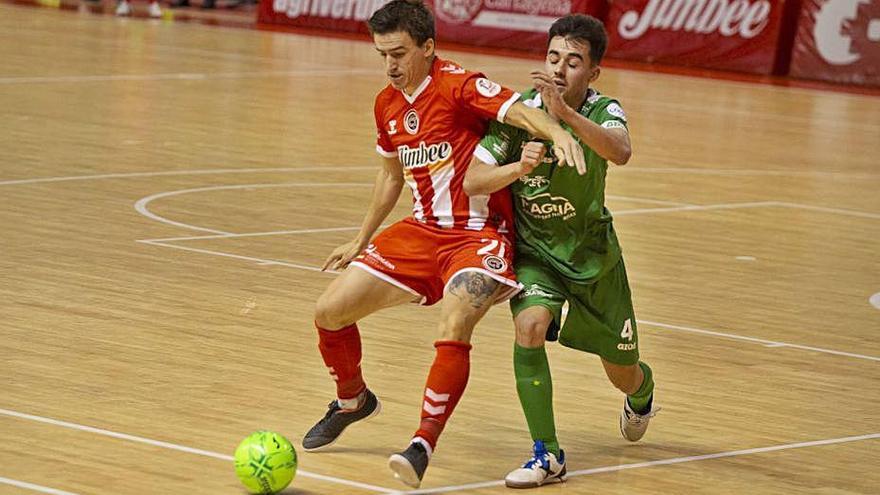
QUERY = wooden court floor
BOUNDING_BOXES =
[1,4,879,494]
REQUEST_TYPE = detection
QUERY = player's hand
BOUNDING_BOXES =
[550,129,587,175]
[322,239,367,272]
[518,141,547,176]
[530,70,568,121]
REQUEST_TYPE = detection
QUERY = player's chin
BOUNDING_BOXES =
[388,75,405,89]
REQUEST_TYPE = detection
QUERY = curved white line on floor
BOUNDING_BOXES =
[2,165,876,188]
[134,182,373,234]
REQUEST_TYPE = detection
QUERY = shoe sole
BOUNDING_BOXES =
[302,400,382,453]
[388,454,421,488]
[505,466,567,489]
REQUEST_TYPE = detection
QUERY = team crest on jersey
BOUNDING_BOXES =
[482,254,508,274]
[387,119,398,135]
[404,109,420,135]
[476,78,502,98]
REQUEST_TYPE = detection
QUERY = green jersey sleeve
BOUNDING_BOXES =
[592,98,628,132]
[474,119,525,166]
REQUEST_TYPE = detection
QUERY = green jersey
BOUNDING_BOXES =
[475,88,628,284]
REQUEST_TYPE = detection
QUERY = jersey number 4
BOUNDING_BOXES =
[620,318,634,341]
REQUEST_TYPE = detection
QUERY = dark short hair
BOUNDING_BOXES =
[368,0,435,46]
[548,14,607,65]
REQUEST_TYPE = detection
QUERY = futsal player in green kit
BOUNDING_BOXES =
[464,14,658,488]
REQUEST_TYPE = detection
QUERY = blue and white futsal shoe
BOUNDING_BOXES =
[504,440,566,489]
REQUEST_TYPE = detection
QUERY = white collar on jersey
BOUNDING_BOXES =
[401,75,433,104]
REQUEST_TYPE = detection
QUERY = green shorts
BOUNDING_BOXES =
[510,251,639,366]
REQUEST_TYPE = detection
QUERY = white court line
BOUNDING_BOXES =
[133,182,373,234]
[131,190,879,363]
[774,201,880,220]
[0,408,396,494]
[613,166,880,180]
[2,166,876,187]
[0,68,382,85]
[639,320,880,362]
[606,195,694,207]
[614,201,776,216]
[400,433,880,494]
[0,477,80,495]
[143,224,391,243]
[0,166,374,187]
[138,240,337,274]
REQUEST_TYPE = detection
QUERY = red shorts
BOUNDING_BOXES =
[350,218,521,306]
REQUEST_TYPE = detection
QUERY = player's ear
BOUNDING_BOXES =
[589,65,601,83]
[423,38,435,58]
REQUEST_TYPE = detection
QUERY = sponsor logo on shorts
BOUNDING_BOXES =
[363,244,396,270]
[519,192,577,220]
[617,342,638,351]
[482,254,507,273]
[476,78,502,98]
[521,283,555,299]
[404,109,419,135]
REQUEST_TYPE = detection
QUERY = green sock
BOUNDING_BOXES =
[514,344,559,456]
[627,361,654,414]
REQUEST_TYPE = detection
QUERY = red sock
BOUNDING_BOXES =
[414,340,472,452]
[316,322,366,400]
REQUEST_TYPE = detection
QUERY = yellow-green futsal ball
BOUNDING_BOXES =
[234,431,298,494]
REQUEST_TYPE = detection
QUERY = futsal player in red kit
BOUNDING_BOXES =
[301,1,586,488]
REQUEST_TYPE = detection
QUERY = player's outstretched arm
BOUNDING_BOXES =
[532,71,632,165]
[464,142,546,196]
[321,156,404,271]
[504,101,587,175]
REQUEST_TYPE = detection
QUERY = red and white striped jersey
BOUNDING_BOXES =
[374,57,519,238]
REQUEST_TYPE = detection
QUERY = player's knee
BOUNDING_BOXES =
[314,292,350,330]
[515,314,550,347]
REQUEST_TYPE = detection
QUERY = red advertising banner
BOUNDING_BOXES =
[258,0,388,33]
[789,0,880,86]
[606,0,789,74]
[429,1,607,52]
[258,1,607,51]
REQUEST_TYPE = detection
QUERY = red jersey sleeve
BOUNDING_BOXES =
[374,92,397,158]
[449,72,520,123]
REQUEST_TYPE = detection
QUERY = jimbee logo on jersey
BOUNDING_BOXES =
[476,78,502,98]
[404,109,420,135]
[481,255,507,273]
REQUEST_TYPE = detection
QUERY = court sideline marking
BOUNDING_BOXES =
[0,408,398,494]
[2,407,877,495]
[0,476,79,495]
[398,433,880,494]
